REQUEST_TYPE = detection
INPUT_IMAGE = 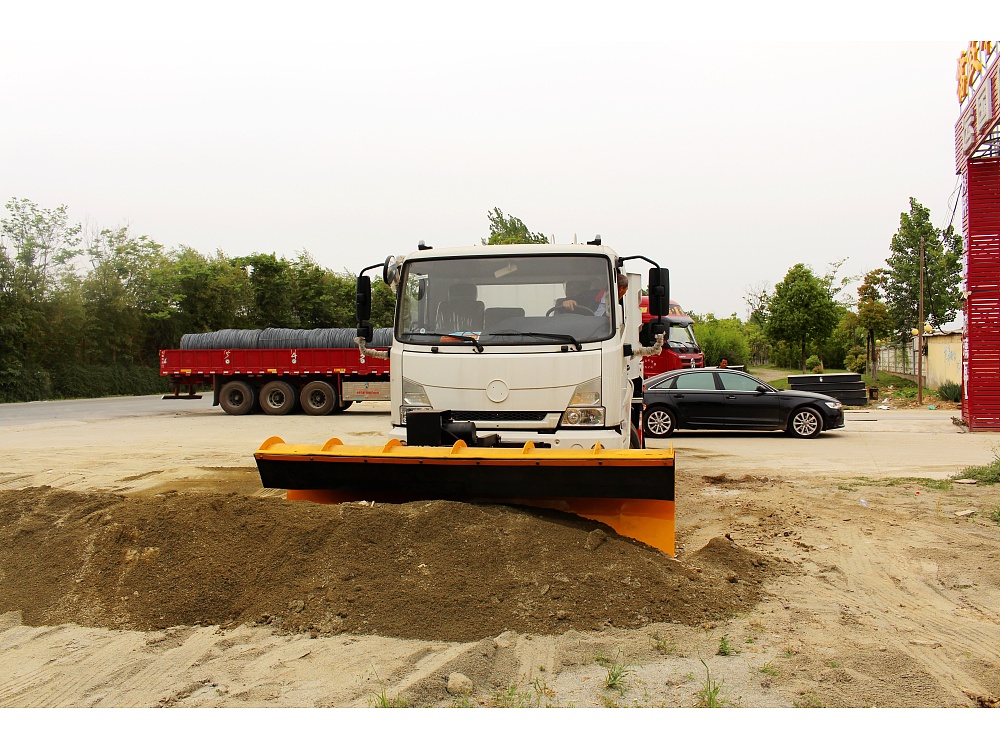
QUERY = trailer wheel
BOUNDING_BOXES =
[219,380,256,416]
[259,380,297,416]
[300,381,337,416]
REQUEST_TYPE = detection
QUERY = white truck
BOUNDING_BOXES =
[354,239,668,450]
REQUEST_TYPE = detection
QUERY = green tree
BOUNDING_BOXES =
[163,247,253,339]
[856,269,892,376]
[692,313,751,367]
[232,253,298,328]
[0,198,84,397]
[82,226,170,364]
[765,263,839,372]
[884,198,963,338]
[482,208,549,245]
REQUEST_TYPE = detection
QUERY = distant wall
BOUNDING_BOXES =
[926,333,962,390]
[876,332,963,390]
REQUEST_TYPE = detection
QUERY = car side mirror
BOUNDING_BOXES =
[756,385,768,394]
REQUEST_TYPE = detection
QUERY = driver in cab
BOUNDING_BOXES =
[559,272,628,315]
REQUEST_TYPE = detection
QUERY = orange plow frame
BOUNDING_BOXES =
[255,437,676,555]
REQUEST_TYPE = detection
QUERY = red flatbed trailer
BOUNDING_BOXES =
[159,345,390,415]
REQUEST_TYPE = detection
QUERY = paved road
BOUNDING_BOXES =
[1,396,996,490]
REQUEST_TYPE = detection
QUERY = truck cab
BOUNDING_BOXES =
[369,243,657,450]
[640,297,703,376]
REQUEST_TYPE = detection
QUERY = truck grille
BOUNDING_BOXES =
[451,411,548,422]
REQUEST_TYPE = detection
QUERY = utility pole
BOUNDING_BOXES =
[917,237,924,406]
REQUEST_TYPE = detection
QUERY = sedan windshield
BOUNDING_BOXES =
[397,254,616,346]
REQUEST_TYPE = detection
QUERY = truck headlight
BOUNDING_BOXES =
[402,378,431,407]
[562,407,605,427]
[569,378,601,407]
[563,378,603,427]
[400,378,432,424]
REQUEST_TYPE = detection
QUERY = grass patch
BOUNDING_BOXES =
[366,667,409,708]
[717,635,737,656]
[695,659,729,707]
[842,476,952,491]
[368,685,409,708]
[794,691,824,708]
[490,679,555,708]
[953,451,1000,485]
[989,508,1000,525]
[759,661,779,677]
[649,631,677,655]
[603,648,635,695]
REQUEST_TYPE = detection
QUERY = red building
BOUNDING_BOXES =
[957,42,1000,431]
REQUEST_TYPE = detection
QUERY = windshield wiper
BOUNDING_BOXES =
[413,331,484,352]
[488,331,582,351]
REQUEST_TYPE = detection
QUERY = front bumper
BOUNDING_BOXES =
[388,424,627,450]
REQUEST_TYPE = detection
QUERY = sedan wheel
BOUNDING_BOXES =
[644,406,676,438]
[788,407,822,438]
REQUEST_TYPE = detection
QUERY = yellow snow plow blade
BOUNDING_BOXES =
[254,437,676,555]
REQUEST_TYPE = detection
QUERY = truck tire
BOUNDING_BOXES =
[300,381,337,416]
[259,380,297,416]
[629,424,642,449]
[220,380,256,416]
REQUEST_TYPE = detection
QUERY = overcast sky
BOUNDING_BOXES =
[0,6,978,318]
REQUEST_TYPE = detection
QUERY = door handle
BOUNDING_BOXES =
[725,395,737,400]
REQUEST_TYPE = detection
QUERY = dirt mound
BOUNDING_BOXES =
[0,486,784,643]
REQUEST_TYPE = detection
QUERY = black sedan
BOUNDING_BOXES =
[642,368,845,439]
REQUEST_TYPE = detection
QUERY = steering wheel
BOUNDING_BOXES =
[546,304,595,316]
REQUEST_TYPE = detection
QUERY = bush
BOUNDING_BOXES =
[49,364,167,399]
[937,382,962,402]
[694,318,750,368]
[806,355,822,373]
[843,345,866,374]
[0,364,52,403]
[0,364,167,402]
[844,353,866,375]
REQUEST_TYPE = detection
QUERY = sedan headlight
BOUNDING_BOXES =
[825,401,842,410]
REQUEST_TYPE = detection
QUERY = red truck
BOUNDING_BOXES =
[159,328,390,415]
[639,297,704,376]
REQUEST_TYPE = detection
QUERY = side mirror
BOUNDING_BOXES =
[756,385,768,394]
[356,274,372,322]
[647,268,670,317]
[382,255,399,286]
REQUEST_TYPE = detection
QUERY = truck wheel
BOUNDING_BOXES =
[259,380,297,416]
[629,424,642,449]
[299,381,337,416]
[220,380,256,416]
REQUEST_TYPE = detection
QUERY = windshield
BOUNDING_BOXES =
[667,323,697,346]
[397,254,616,346]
